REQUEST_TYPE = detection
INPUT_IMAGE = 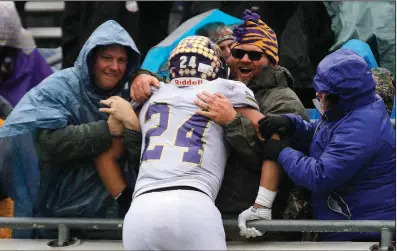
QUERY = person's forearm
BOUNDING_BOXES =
[254,160,282,209]
[95,138,133,212]
[259,160,282,192]
[223,114,263,167]
[254,134,281,209]
[129,69,164,85]
[95,156,127,198]
[36,121,113,162]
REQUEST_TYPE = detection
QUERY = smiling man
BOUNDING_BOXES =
[93,45,129,90]
[0,20,142,240]
[229,18,276,84]
[210,10,311,241]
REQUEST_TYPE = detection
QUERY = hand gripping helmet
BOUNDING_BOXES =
[168,35,227,81]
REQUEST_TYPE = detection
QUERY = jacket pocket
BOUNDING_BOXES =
[327,192,351,219]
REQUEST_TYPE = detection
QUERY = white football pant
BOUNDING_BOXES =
[122,189,227,250]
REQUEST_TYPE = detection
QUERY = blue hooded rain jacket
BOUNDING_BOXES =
[279,49,395,241]
[0,20,140,238]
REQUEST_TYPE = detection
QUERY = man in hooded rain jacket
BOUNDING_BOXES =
[0,20,142,239]
[258,48,396,241]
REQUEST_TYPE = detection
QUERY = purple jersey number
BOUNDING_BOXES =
[142,103,210,164]
[141,104,170,161]
[174,114,209,164]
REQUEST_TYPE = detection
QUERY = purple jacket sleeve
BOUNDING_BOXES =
[284,113,319,151]
[285,113,318,138]
[278,123,377,193]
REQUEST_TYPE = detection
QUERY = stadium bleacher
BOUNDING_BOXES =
[25,1,63,48]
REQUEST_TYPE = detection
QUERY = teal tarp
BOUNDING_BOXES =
[141,9,242,78]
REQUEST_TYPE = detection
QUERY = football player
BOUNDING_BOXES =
[98,36,273,250]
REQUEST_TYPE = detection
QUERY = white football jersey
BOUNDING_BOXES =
[133,78,259,200]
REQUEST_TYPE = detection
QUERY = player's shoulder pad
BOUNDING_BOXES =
[159,81,168,87]
[211,77,238,89]
[152,81,169,93]
[216,78,259,110]
[228,80,257,103]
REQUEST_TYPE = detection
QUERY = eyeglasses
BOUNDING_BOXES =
[231,49,264,61]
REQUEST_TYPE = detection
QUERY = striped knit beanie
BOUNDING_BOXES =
[231,10,279,65]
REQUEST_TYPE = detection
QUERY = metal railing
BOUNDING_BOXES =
[0,217,394,250]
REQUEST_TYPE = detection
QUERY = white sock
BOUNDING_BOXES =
[255,186,277,209]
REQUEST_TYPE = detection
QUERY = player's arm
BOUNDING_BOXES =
[236,107,281,207]
[195,93,263,167]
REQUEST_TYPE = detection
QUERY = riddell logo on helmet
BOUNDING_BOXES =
[174,78,205,86]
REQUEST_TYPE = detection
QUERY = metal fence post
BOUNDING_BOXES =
[380,228,394,251]
[57,224,69,247]
[47,223,81,248]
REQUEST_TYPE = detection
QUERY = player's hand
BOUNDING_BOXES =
[100,96,140,132]
[238,206,272,238]
[107,114,124,136]
[195,91,236,125]
[130,73,160,103]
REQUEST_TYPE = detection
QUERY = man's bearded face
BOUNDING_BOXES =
[229,44,270,85]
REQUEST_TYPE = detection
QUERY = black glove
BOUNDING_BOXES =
[262,139,289,161]
[258,115,294,139]
[116,186,133,214]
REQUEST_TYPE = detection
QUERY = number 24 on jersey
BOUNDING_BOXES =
[141,103,210,165]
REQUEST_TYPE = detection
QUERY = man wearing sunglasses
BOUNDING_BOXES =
[229,47,268,84]
[128,10,310,241]
[207,10,310,241]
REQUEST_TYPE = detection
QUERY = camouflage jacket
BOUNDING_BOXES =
[215,66,315,241]
[372,67,395,115]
